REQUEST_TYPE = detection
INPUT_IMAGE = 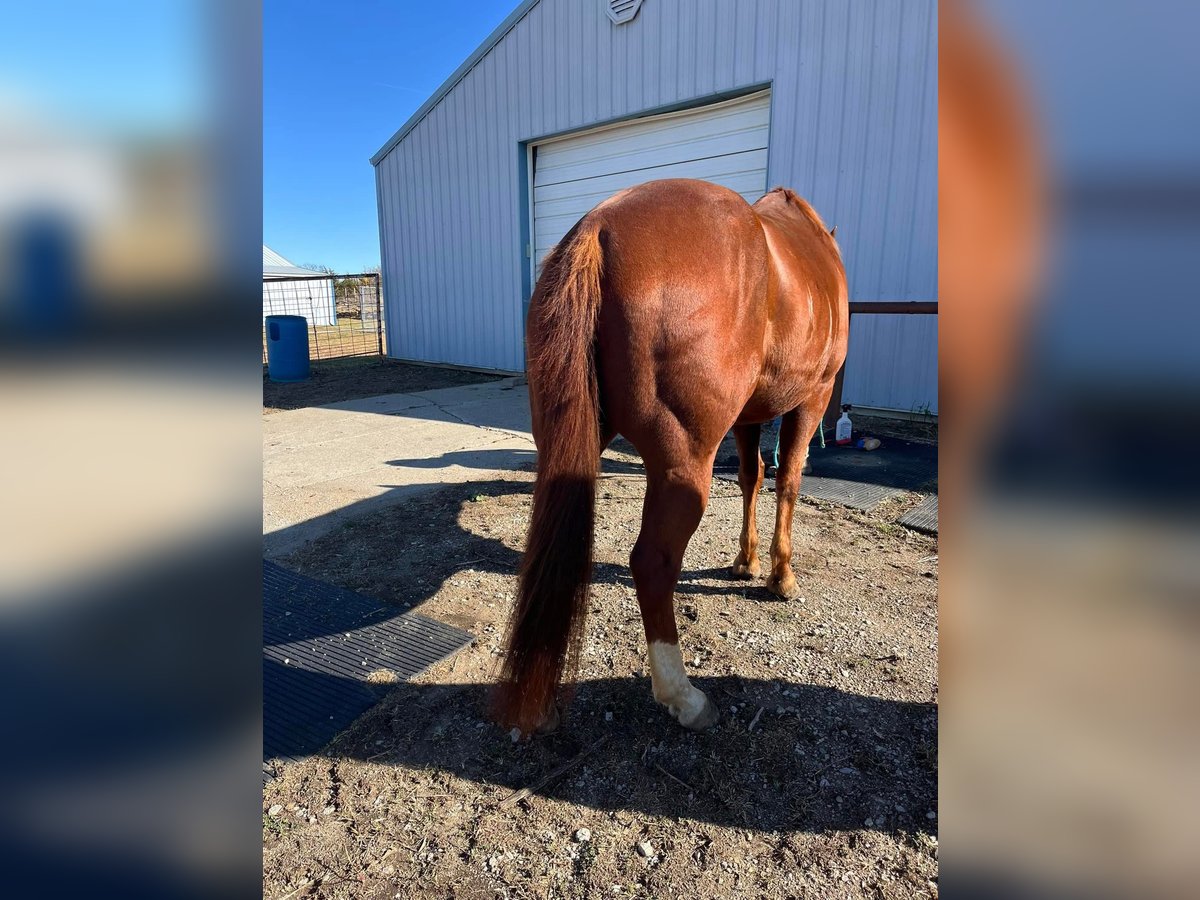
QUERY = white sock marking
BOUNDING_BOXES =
[647,640,709,727]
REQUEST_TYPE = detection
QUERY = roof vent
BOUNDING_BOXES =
[606,0,644,25]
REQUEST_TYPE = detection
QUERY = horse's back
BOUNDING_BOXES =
[737,190,849,421]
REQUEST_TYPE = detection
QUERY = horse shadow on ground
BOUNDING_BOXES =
[268,659,936,836]
[273,476,789,651]
[386,448,645,477]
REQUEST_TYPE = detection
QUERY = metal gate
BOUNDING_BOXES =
[262,272,383,362]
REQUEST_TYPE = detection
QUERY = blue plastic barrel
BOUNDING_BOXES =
[265,315,310,382]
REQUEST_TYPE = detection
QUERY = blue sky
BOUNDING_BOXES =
[265,0,517,273]
[0,2,205,131]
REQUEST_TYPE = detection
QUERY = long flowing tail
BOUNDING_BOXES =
[492,219,603,735]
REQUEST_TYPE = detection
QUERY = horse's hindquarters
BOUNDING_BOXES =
[591,181,771,451]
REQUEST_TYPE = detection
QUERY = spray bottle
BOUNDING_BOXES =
[835,404,853,445]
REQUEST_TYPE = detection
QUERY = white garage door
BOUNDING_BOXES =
[531,90,770,274]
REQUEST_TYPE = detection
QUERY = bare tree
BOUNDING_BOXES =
[301,264,378,318]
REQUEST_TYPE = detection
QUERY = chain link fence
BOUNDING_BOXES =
[262,272,383,362]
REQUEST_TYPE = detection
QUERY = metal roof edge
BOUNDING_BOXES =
[264,265,330,277]
[369,0,543,167]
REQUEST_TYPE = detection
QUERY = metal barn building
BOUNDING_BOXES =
[262,245,337,326]
[371,0,937,415]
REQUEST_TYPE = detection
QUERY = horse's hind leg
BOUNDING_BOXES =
[731,423,763,578]
[631,459,720,730]
[767,405,824,599]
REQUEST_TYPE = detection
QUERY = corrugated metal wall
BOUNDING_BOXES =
[374,0,937,411]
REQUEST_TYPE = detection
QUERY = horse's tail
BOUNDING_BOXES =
[492,219,604,735]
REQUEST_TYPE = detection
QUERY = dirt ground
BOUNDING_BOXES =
[263,432,939,899]
[264,357,506,413]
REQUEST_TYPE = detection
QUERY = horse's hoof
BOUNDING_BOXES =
[681,695,720,731]
[731,556,760,579]
[766,571,798,599]
[535,704,561,735]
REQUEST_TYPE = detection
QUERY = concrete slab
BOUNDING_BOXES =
[264,377,534,557]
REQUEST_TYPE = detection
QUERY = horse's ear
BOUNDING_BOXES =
[829,225,837,238]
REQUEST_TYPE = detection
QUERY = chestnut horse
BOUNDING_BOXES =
[494,179,848,735]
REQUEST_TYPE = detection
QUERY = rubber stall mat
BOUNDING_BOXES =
[715,471,904,512]
[898,494,939,534]
[263,560,473,771]
[716,436,937,493]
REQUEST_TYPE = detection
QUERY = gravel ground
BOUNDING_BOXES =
[263,436,939,899]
